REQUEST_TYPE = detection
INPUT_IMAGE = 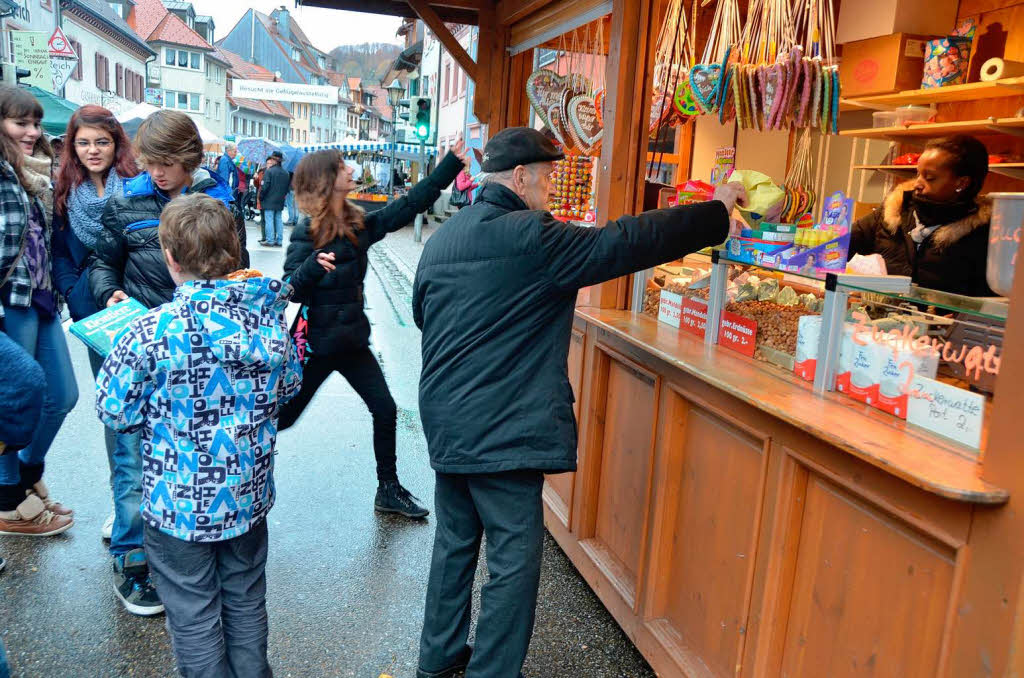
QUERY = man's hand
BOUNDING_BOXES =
[713,182,748,215]
[106,290,128,307]
[316,252,336,272]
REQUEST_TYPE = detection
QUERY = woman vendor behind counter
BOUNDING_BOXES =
[849,135,994,297]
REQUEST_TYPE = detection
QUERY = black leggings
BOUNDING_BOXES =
[278,347,398,483]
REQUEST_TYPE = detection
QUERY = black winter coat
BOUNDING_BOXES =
[89,169,244,310]
[260,164,290,211]
[413,183,730,474]
[850,182,994,296]
[284,152,463,354]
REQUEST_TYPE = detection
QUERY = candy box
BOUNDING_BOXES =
[835,325,881,405]
[839,33,936,97]
[676,179,715,206]
[874,334,940,418]
[794,315,822,381]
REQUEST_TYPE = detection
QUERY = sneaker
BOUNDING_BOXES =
[102,511,114,540]
[0,495,74,536]
[258,240,268,246]
[27,479,73,516]
[374,480,430,519]
[112,549,165,616]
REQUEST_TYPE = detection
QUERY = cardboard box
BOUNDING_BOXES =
[836,0,958,44]
[840,33,937,97]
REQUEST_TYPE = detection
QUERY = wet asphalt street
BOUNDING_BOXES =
[0,220,656,678]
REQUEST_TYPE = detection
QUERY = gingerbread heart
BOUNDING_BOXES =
[829,66,841,134]
[719,64,737,124]
[568,95,603,156]
[547,103,572,151]
[689,64,722,114]
[594,89,606,126]
[796,58,813,127]
[526,69,567,130]
[747,65,762,130]
[649,89,673,137]
[764,63,787,130]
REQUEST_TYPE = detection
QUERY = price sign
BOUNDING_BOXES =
[719,311,757,357]
[657,290,683,328]
[906,376,984,452]
[679,297,707,338]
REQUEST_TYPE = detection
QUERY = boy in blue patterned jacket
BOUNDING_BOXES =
[96,193,301,678]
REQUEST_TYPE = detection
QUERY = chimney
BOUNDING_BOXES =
[271,6,290,40]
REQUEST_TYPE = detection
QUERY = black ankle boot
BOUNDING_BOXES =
[374,480,429,519]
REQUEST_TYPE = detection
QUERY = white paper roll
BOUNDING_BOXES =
[980,58,1024,82]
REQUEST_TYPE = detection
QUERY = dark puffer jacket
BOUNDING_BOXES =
[284,152,463,355]
[413,183,730,474]
[850,181,994,296]
[89,168,240,309]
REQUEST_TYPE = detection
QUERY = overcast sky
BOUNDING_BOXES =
[195,1,404,53]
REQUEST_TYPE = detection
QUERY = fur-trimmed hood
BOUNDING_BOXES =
[883,181,992,252]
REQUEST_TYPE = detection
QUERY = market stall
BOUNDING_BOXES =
[483,0,1024,676]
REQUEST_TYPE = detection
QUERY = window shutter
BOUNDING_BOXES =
[95,53,102,87]
[116,64,123,96]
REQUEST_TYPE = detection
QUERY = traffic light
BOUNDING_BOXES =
[413,97,432,142]
[0,62,32,87]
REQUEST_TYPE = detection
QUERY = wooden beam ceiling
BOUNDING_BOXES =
[407,0,479,79]
[301,0,482,26]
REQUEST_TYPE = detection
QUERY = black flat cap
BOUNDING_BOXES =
[481,127,565,172]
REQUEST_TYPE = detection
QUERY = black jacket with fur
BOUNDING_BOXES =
[850,182,993,297]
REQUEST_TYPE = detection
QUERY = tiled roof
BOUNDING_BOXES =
[64,0,155,56]
[227,96,292,119]
[132,0,210,49]
[217,47,275,81]
[348,77,361,92]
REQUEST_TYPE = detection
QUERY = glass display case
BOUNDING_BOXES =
[648,251,1008,452]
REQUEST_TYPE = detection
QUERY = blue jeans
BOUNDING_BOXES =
[264,210,284,245]
[89,350,144,556]
[0,306,78,485]
[284,192,296,224]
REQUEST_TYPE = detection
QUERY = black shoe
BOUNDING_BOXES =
[258,240,269,246]
[112,548,165,616]
[416,645,472,678]
[375,480,429,519]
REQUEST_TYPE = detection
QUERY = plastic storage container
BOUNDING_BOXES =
[894,105,934,125]
[987,192,1023,297]
[873,111,900,128]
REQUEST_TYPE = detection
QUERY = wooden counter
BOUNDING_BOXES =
[544,308,1012,678]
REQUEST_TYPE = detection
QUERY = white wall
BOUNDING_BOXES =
[63,16,147,116]
[202,59,227,137]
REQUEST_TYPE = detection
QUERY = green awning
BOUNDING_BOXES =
[26,86,79,136]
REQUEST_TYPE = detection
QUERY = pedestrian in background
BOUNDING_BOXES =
[217,143,239,199]
[279,141,466,518]
[412,127,746,678]
[51,105,151,610]
[0,85,77,538]
[0,328,45,678]
[96,194,302,678]
[89,109,240,616]
[259,151,290,247]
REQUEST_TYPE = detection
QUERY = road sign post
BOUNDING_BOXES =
[415,138,426,243]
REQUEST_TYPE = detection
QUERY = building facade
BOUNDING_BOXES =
[218,7,343,145]
[217,46,291,142]
[128,0,228,138]
[1,0,153,116]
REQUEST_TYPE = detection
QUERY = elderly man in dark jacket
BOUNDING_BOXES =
[259,152,291,247]
[412,127,745,678]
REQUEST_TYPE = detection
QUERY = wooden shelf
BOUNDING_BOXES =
[842,77,1024,109]
[854,163,1024,179]
[840,117,1024,141]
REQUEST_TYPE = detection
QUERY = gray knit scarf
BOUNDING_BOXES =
[68,171,123,249]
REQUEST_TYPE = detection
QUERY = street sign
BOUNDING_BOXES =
[48,27,78,92]
[11,31,52,92]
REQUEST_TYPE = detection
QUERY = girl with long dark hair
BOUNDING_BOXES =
[50,105,155,611]
[281,143,466,518]
[0,86,76,537]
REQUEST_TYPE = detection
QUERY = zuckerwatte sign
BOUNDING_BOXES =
[232,80,339,104]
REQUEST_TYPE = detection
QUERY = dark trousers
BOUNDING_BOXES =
[278,347,398,483]
[418,471,544,678]
[144,521,272,678]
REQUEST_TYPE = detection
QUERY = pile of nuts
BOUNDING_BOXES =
[549,156,594,220]
[726,300,818,355]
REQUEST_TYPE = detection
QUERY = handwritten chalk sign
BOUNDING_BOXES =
[906,376,985,452]
[658,290,683,328]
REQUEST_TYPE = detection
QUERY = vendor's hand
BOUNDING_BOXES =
[450,134,469,166]
[106,290,128,307]
[713,182,748,214]
[316,252,336,272]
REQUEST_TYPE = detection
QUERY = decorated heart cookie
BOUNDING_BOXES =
[568,95,603,155]
[547,103,572,151]
[594,89,606,126]
[689,63,723,114]
[526,69,567,130]
[649,89,674,137]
